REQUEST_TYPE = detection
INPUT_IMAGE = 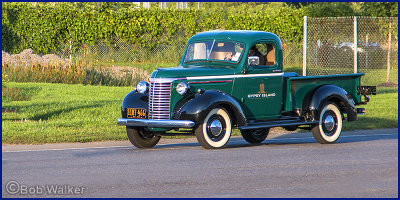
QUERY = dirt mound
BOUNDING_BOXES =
[2,49,70,68]
[377,81,398,87]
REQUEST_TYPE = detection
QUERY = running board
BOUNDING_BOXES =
[239,120,318,130]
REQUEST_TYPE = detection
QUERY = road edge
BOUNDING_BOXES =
[2,128,398,152]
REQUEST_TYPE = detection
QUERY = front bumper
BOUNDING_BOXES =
[117,118,195,128]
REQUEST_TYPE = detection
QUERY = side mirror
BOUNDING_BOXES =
[248,56,259,66]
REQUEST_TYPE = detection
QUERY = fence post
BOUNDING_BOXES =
[159,2,167,9]
[69,38,72,61]
[353,16,358,74]
[386,20,392,82]
[303,16,307,76]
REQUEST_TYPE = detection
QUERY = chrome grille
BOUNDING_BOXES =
[148,80,172,120]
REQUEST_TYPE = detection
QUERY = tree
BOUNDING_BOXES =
[361,2,398,17]
[305,2,356,17]
[285,2,312,9]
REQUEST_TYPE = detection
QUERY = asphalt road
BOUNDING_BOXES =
[2,129,398,198]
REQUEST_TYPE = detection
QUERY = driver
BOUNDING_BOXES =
[248,45,266,65]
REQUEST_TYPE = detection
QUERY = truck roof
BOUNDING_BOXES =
[188,30,282,48]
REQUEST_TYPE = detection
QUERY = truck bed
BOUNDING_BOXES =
[283,73,364,112]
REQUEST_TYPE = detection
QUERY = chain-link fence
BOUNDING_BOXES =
[52,34,188,66]
[49,17,397,87]
[305,16,398,86]
[283,42,303,72]
[52,34,303,70]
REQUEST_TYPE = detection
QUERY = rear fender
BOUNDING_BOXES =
[173,90,246,128]
[306,85,357,122]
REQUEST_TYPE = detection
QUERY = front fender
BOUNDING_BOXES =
[307,85,357,122]
[121,90,149,118]
[173,90,246,128]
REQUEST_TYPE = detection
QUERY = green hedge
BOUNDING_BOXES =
[2,2,304,55]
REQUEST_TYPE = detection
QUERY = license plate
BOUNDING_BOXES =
[127,108,147,119]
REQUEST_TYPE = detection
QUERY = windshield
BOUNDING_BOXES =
[183,40,244,63]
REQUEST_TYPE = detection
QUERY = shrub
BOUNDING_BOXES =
[2,2,304,55]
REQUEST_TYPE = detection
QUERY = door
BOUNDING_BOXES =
[240,42,283,120]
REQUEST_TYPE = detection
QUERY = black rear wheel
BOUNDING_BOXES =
[126,127,161,148]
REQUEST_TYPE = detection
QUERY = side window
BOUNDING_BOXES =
[248,43,276,66]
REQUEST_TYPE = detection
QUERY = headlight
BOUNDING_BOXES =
[176,82,189,95]
[136,81,149,94]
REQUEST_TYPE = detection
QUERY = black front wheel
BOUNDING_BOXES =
[126,127,161,148]
[241,128,270,143]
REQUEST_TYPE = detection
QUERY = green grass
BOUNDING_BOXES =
[360,68,398,86]
[2,82,132,144]
[284,66,302,74]
[343,87,398,130]
[2,82,398,144]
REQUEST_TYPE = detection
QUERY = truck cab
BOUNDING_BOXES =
[118,30,375,149]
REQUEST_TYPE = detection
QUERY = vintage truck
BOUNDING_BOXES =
[117,30,376,149]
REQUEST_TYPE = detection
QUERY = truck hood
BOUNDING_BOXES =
[152,65,237,79]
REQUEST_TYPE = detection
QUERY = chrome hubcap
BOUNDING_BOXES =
[209,119,222,137]
[323,115,335,132]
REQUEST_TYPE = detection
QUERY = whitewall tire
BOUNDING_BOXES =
[195,108,232,149]
[312,102,343,144]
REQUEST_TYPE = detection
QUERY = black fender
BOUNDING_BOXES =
[172,90,246,128]
[121,90,148,118]
[306,85,357,122]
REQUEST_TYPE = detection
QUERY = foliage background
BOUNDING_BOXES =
[2,2,305,55]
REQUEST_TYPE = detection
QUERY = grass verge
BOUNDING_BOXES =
[343,87,398,130]
[2,82,132,144]
[2,82,398,144]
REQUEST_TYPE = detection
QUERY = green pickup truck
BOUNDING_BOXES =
[118,30,375,149]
